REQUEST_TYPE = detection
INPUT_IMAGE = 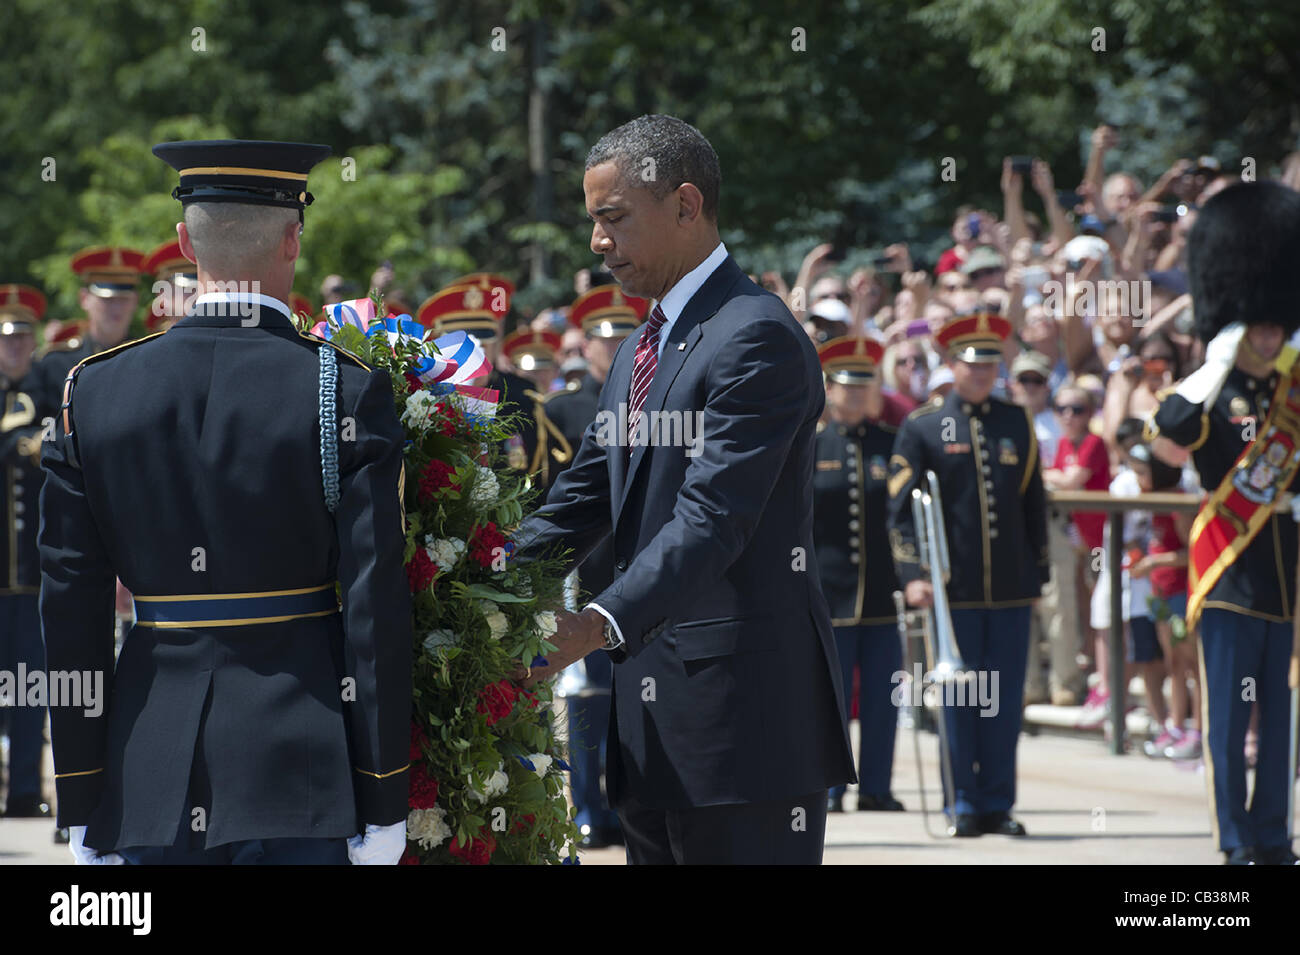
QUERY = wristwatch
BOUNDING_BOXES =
[600,617,622,651]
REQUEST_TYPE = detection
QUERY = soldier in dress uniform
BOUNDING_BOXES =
[534,285,645,848]
[417,275,539,472]
[888,310,1049,837]
[0,285,54,818]
[813,335,906,814]
[35,246,144,410]
[1145,181,1300,865]
[142,239,198,333]
[39,139,412,865]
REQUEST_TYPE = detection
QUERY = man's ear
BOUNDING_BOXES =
[176,221,197,265]
[676,182,704,225]
[77,287,92,312]
[283,219,302,263]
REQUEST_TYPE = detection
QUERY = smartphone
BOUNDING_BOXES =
[1153,206,1180,224]
[1056,190,1084,210]
[1010,155,1034,176]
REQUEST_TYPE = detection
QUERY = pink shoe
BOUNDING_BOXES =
[1165,729,1202,760]
[1075,691,1110,730]
[1143,729,1180,758]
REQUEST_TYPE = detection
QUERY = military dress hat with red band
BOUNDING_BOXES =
[142,239,198,290]
[151,140,332,219]
[569,285,647,339]
[502,328,562,372]
[71,246,145,298]
[449,273,514,320]
[417,283,503,339]
[818,334,885,385]
[936,310,1012,364]
[0,284,46,336]
[48,320,86,347]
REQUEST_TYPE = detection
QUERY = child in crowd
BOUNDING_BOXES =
[1128,442,1200,760]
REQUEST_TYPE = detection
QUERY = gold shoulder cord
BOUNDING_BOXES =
[525,389,574,486]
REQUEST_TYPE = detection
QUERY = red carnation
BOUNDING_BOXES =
[518,688,541,711]
[410,721,428,762]
[431,401,459,437]
[406,548,438,592]
[449,830,496,866]
[404,373,423,394]
[470,522,507,569]
[476,679,517,726]
[418,458,460,503]
[409,762,440,809]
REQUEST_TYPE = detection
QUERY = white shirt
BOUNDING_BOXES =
[650,241,729,358]
[190,291,292,320]
[587,241,729,648]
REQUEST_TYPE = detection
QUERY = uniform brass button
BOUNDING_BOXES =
[13,484,23,496]
[14,518,23,531]
[989,528,999,539]
[980,449,990,459]
[838,425,847,435]
[856,426,866,437]
[849,552,860,564]
[849,504,860,516]
[981,465,991,475]
[962,402,972,414]
[984,481,994,491]
[849,520,860,532]
[847,471,858,484]
[848,487,859,500]
[981,402,991,414]
[14,501,23,514]
[988,511,997,522]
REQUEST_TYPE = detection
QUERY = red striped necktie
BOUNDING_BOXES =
[627,303,668,454]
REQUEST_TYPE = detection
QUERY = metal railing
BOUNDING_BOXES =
[1047,490,1203,754]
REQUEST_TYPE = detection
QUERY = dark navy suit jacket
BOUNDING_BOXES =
[515,256,856,809]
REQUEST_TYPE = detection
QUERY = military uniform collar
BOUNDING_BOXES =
[175,291,295,329]
[946,391,991,417]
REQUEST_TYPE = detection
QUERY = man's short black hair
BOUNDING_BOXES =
[586,114,721,221]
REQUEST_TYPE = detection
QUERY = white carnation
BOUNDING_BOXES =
[424,536,466,571]
[401,391,438,432]
[534,611,558,638]
[485,611,509,640]
[467,764,509,804]
[470,466,499,507]
[408,806,451,849]
[526,753,553,777]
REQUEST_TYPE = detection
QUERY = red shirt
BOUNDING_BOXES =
[1054,432,1110,550]
[1149,511,1189,599]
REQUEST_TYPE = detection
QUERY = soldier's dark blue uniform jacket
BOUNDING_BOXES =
[813,418,900,625]
[2,367,50,594]
[38,298,413,851]
[887,393,1050,606]
[1146,369,1298,619]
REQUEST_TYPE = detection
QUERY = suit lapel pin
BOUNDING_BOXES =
[677,342,686,351]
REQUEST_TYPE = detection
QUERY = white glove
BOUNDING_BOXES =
[68,826,125,865]
[347,821,406,865]
[1176,321,1245,406]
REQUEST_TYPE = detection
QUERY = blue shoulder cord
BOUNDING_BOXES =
[319,344,340,513]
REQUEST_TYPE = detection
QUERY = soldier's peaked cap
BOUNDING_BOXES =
[152,140,332,213]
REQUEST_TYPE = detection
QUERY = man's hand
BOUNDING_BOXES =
[69,826,125,865]
[1091,124,1118,154]
[347,821,406,865]
[523,608,607,687]
[904,580,933,609]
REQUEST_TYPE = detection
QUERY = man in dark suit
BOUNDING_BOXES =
[39,140,412,865]
[514,115,855,864]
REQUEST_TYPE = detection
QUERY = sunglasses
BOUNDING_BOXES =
[1016,375,1047,387]
[1055,403,1089,416]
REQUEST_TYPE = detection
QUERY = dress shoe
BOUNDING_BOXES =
[1223,847,1255,865]
[2,795,51,818]
[827,793,845,813]
[978,812,1027,836]
[53,827,70,845]
[857,793,905,812]
[948,813,981,837]
[1255,845,1298,865]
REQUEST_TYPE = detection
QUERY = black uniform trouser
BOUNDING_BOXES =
[617,790,828,864]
